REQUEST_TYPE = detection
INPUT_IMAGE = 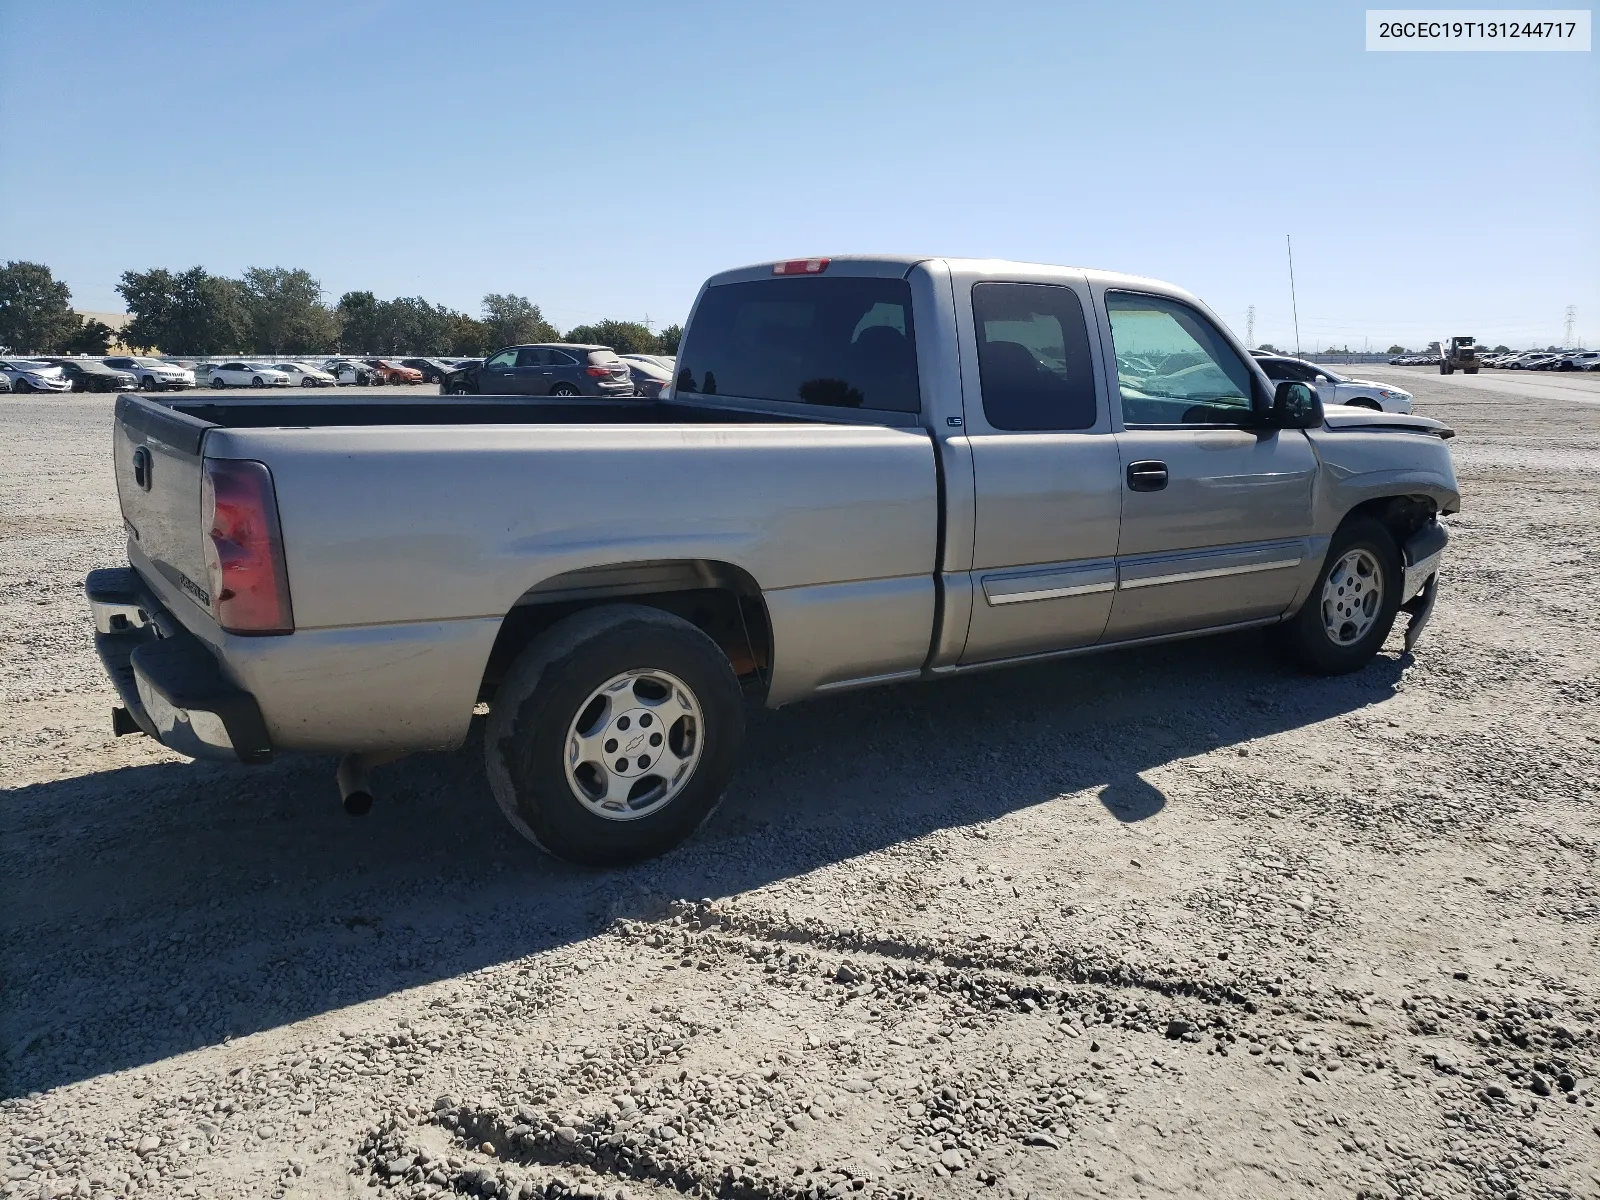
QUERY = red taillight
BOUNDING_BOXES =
[773,257,829,275]
[584,366,612,377]
[200,458,293,634]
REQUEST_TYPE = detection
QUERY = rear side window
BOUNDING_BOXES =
[676,277,920,412]
[586,350,622,365]
[971,282,1097,430]
[515,348,545,367]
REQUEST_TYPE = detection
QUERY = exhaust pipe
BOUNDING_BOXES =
[336,751,405,816]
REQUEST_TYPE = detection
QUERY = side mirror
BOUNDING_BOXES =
[1271,380,1323,429]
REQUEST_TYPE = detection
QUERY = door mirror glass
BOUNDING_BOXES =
[1272,380,1323,428]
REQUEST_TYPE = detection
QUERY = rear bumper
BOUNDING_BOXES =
[86,567,273,764]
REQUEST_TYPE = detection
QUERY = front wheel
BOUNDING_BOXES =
[13,379,32,393]
[484,605,745,866]
[1278,518,1403,675]
[301,376,317,386]
[447,383,474,395]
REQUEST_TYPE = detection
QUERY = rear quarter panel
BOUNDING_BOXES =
[203,422,940,741]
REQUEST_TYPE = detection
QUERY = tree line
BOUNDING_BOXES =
[0,261,681,358]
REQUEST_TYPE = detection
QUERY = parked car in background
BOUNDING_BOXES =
[207,362,292,388]
[442,344,635,396]
[361,358,425,385]
[41,358,137,392]
[623,356,673,398]
[0,359,73,393]
[269,361,338,387]
[619,353,677,373]
[1565,350,1600,371]
[323,359,382,385]
[398,357,458,384]
[1517,353,1562,371]
[103,356,194,391]
[1252,355,1414,413]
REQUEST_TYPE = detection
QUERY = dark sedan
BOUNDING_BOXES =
[398,357,458,384]
[442,344,635,397]
[40,358,137,392]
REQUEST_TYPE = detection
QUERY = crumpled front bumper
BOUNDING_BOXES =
[1399,521,1448,653]
[86,567,274,763]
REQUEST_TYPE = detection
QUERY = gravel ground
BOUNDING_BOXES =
[2,370,1597,1199]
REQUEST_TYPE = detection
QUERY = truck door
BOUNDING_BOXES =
[958,277,1124,664]
[1098,290,1317,641]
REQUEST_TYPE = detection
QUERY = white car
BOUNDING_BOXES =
[103,356,194,391]
[1565,350,1600,371]
[269,361,338,387]
[207,362,292,388]
[0,359,73,393]
[323,360,378,385]
[1251,355,1413,413]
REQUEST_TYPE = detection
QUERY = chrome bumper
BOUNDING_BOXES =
[1401,521,1447,603]
[1399,522,1448,653]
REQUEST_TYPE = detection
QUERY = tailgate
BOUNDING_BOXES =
[113,394,216,618]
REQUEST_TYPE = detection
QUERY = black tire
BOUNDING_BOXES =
[13,379,32,394]
[1348,399,1381,411]
[251,376,265,388]
[141,375,157,390]
[1279,517,1403,675]
[447,383,474,395]
[210,378,226,389]
[549,382,580,396]
[1439,363,1451,375]
[484,604,745,866]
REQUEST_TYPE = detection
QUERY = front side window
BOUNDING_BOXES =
[972,282,1097,430]
[1260,358,1309,382]
[485,350,517,369]
[676,276,920,412]
[1106,293,1255,425]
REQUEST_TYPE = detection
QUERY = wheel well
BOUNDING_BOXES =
[1341,494,1437,549]
[479,560,772,703]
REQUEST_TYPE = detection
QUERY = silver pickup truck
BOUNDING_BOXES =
[88,256,1457,864]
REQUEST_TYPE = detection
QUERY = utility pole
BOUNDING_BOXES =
[1564,305,1577,348]
[1286,235,1302,357]
[1246,305,1256,348]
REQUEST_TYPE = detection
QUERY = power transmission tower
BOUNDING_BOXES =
[1246,305,1256,348]
[1564,305,1577,347]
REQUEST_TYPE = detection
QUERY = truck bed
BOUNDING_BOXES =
[111,391,942,749]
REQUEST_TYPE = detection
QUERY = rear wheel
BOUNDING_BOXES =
[484,605,744,866]
[211,377,226,388]
[550,382,580,396]
[1279,518,1402,675]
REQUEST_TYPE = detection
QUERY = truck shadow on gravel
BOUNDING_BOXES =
[1,629,1407,1097]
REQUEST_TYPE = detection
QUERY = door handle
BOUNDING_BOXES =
[1127,460,1168,492]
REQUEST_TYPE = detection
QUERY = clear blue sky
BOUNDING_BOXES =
[2,0,1594,349]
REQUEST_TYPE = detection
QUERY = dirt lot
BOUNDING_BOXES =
[2,370,1597,1200]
